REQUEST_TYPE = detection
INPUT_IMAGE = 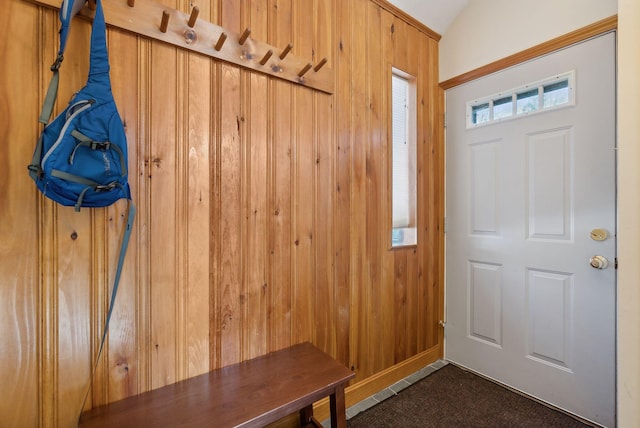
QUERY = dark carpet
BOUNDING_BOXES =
[347,364,594,428]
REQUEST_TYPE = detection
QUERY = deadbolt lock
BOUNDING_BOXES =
[590,228,609,241]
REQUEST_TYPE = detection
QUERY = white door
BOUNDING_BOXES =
[445,33,616,427]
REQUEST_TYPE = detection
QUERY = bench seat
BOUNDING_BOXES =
[79,342,354,428]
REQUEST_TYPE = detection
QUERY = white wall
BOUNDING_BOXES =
[617,0,640,426]
[439,0,617,81]
[440,1,640,426]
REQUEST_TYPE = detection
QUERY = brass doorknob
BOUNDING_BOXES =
[589,255,609,269]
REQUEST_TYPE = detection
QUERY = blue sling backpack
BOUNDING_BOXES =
[28,0,135,365]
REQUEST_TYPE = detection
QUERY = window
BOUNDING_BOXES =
[543,79,570,108]
[516,89,539,114]
[492,96,513,120]
[471,103,490,125]
[466,71,575,128]
[391,68,417,247]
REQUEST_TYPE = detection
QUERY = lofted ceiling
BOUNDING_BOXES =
[386,0,469,35]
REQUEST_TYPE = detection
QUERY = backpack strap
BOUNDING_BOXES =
[69,130,128,176]
[100,200,135,356]
[39,54,64,125]
[28,134,46,180]
[88,0,110,84]
[49,169,123,211]
[59,0,88,54]
[78,200,135,420]
[39,0,88,125]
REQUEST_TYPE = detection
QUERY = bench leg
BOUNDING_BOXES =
[300,404,314,426]
[329,386,347,428]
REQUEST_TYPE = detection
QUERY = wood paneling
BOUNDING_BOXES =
[1,0,444,425]
[0,2,40,427]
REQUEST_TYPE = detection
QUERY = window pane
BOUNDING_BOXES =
[543,79,569,108]
[516,89,539,114]
[472,103,490,124]
[391,70,417,247]
[493,96,513,120]
[392,75,409,228]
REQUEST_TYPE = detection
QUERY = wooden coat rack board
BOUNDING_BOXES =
[25,0,334,94]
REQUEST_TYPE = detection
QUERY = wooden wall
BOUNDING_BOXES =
[0,0,443,426]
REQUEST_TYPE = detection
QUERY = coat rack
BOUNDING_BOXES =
[25,0,334,94]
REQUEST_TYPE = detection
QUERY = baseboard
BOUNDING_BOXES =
[313,344,442,422]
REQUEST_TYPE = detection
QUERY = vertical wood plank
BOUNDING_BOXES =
[380,7,396,370]
[175,44,189,383]
[216,0,244,369]
[218,61,243,366]
[35,9,58,427]
[392,15,409,73]
[0,1,40,426]
[394,250,408,362]
[36,12,60,425]
[291,0,316,346]
[210,0,223,371]
[314,91,335,354]
[350,0,369,381]
[267,0,293,354]
[244,0,269,361]
[185,52,212,378]
[221,0,242,33]
[90,208,108,408]
[422,36,437,351]
[149,40,178,390]
[427,40,445,357]
[416,32,429,353]
[365,0,380,372]
[136,36,153,397]
[313,0,335,357]
[405,24,422,358]
[333,0,351,368]
[106,28,140,404]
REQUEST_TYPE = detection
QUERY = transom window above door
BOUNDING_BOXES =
[466,71,575,128]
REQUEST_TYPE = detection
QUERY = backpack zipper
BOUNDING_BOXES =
[41,100,95,170]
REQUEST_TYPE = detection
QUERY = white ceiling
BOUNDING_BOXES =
[386,0,469,35]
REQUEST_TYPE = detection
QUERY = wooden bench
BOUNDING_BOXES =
[79,342,354,427]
